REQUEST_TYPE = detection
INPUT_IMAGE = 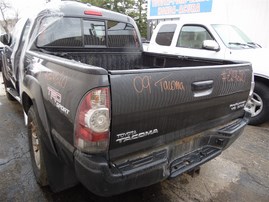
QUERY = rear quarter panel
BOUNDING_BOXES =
[24,51,109,146]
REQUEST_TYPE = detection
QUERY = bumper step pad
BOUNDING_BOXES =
[170,146,221,178]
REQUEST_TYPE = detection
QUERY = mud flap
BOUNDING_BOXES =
[41,139,79,192]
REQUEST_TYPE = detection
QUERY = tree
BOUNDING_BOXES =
[82,0,135,13]
[81,0,148,37]
[132,0,148,37]
[0,0,18,34]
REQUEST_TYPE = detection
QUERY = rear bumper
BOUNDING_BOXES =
[74,115,249,196]
[74,151,166,196]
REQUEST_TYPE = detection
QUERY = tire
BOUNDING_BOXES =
[28,106,48,186]
[1,71,16,101]
[248,82,269,125]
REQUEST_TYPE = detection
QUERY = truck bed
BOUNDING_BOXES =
[52,50,236,71]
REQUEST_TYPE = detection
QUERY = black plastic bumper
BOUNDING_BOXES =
[74,116,248,196]
[74,151,167,196]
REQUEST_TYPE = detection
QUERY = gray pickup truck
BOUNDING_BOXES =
[1,1,253,196]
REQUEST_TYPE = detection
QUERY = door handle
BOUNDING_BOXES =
[191,80,213,97]
[192,80,213,91]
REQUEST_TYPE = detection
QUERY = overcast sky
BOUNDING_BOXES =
[8,0,47,18]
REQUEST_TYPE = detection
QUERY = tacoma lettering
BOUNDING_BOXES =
[116,129,159,144]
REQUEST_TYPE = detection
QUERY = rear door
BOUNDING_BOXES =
[2,18,30,87]
[108,64,251,160]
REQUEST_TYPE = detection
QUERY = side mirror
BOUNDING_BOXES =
[202,40,220,51]
[0,33,11,46]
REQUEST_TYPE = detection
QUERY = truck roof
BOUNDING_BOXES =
[156,18,227,27]
[36,0,134,25]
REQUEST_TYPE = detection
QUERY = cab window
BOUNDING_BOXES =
[37,17,82,47]
[83,20,106,47]
[177,25,213,49]
[36,17,140,49]
[107,21,139,48]
[155,24,177,46]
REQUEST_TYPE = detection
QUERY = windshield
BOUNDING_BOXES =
[212,24,259,49]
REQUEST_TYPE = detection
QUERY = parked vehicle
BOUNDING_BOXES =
[145,20,269,125]
[0,1,253,196]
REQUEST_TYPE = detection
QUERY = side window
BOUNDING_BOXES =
[20,20,31,46]
[177,26,213,49]
[10,18,28,49]
[83,20,106,46]
[155,24,177,46]
[107,21,139,48]
[37,17,82,47]
[14,20,31,70]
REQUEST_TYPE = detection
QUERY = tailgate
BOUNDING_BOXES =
[108,64,251,159]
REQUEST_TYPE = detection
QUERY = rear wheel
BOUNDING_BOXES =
[248,82,269,125]
[28,106,48,186]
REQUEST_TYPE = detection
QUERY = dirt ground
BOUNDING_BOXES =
[0,74,268,202]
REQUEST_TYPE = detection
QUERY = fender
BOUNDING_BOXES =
[22,74,57,156]
[22,74,79,191]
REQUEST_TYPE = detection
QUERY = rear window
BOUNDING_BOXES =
[37,17,82,47]
[36,17,140,48]
[83,20,106,47]
[155,24,177,46]
[107,21,139,48]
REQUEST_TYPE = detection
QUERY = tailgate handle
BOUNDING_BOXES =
[192,80,213,97]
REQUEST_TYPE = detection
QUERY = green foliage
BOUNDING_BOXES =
[81,0,148,37]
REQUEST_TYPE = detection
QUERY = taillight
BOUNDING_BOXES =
[75,87,110,153]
